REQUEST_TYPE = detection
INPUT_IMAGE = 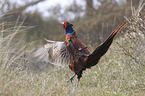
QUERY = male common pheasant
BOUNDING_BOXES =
[34,20,129,83]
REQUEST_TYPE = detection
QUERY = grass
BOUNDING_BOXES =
[0,1,145,96]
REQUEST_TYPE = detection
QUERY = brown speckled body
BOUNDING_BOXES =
[66,33,90,56]
[66,32,89,77]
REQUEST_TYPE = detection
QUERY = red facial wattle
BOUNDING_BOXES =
[63,21,68,29]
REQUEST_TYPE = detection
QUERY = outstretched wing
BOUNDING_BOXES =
[33,39,74,67]
[85,20,129,68]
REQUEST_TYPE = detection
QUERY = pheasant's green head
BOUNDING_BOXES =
[63,21,75,35]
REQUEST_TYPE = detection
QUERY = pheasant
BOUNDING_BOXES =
[34,20,129,84]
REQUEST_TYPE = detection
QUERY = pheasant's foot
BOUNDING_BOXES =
[67,74,76,83]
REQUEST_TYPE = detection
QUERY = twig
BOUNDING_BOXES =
[116,42,144,66]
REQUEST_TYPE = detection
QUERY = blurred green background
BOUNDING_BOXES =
[1,0,144,45]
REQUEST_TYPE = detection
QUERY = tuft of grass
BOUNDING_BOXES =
[0,1,145,96]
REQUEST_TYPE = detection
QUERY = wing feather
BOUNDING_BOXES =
[33,39,73,67]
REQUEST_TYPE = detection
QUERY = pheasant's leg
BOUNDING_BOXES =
[69,77,75,96]
[76,71,82,86]
[76,78,80,87]
[67,74,76,83]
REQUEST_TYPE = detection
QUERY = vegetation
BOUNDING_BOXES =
[0,0,145,96]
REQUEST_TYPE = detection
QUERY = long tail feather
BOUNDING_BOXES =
[85,20,129,68]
